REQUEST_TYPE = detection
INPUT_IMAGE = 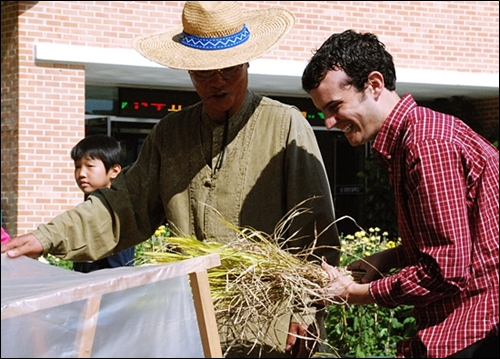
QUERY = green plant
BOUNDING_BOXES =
[325,228,416,358]
[134,223,171,264]
[42,254,73,270]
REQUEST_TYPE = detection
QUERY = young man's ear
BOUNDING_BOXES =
[366,71,385,99]
[110,164,122,179]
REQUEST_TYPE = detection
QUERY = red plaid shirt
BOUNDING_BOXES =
[370,94,499,358]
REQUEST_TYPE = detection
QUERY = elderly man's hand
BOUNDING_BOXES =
[346,247,403,283]
[286,321,319,358]
[1,233,43,259]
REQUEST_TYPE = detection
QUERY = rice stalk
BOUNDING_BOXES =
[137,199,361,356]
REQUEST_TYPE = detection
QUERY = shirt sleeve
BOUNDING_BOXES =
[371,139,470,307]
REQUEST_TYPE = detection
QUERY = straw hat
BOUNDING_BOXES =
[132,1,295,71]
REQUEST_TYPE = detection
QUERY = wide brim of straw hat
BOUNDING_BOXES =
[132,8,295,71]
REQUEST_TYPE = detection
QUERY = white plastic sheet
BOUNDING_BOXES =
[1,253,219,358]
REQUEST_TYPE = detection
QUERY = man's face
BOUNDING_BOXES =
[189,63,249,122]
[309,69,381,147]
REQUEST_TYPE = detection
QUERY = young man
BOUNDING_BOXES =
[302,29,499,358]
[3,2,340,357]
[70,134,135,273]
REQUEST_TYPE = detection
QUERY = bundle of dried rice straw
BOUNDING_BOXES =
[137,202,358,356]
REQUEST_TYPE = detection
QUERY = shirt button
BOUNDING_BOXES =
[204,178,212,187]
[387,167,392,172]
[387,155,392,159]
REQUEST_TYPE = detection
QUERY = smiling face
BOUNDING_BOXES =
[309,69,385,147]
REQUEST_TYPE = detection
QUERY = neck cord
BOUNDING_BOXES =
[214,112,229,172]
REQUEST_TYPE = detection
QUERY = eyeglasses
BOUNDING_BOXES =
[189,64,244,81]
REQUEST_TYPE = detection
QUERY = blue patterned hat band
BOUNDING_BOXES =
[180,25,250,50]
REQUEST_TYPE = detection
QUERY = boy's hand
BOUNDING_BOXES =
[1,233,43,259]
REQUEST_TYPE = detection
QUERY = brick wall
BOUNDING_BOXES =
[3,2,87,235]
[1,2,20,232]
[13,1,500,71]
[1,1,498,236]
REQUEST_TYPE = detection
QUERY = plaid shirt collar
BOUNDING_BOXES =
[372,93,417,163]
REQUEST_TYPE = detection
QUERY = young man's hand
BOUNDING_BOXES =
[1,233,43,259]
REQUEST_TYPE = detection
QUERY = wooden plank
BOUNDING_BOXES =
[189,270,222,358]
[76,296,102,358]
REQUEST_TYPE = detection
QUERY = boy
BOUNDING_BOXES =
[71,134,135,273]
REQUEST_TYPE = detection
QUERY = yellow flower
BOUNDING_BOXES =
[386,241,396,248]
[355,230,366,239]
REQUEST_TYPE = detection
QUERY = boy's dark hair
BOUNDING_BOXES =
[302,29,397,93]
[71,134,124,172]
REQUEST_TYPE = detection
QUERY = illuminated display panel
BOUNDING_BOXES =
[269,95,324,127]
[118,87,324,125]
[119,88,201,119]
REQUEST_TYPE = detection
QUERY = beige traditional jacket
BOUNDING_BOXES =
[34,90,340,356]
[35,91,339,265]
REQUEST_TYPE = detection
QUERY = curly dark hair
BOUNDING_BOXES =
[302,30,396,93]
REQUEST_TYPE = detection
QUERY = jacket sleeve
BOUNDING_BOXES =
[34,120,168,261]
[34,195,118,261]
